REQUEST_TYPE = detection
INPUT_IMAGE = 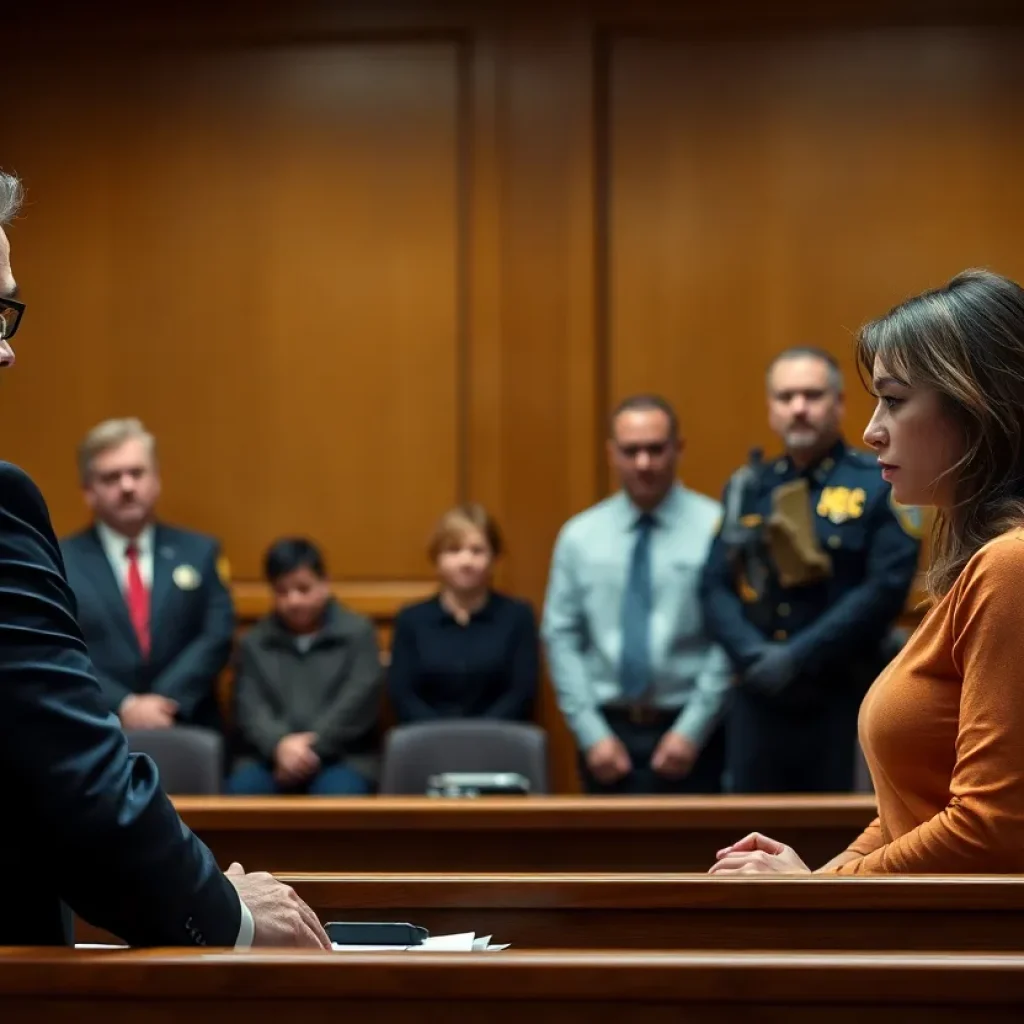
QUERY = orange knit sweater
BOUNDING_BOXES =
[829,529,1024,875]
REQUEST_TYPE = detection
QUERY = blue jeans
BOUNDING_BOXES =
[227,761,373,796]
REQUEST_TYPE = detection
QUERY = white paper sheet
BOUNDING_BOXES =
[331,931,507,952]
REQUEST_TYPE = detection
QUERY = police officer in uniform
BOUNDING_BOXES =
[700,347,921,793]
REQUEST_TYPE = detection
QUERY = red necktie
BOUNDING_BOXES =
[125,543,151,657]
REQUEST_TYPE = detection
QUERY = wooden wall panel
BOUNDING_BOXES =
[605,26,1024,501]
[6,1,1024,791]
[4,41,463,581]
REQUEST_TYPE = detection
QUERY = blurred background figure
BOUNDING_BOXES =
[701,348,921,794]
[61,418,235,735]
[388,504,538,725]
[227,537,383,795]
[543,395,731,795]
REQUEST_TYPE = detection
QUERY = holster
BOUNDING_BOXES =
[765,478,832,588]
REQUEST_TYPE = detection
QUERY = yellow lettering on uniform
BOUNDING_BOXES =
[848,488,866,519]
[817,488,836,518]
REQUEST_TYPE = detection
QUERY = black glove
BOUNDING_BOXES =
[743,643,797,695]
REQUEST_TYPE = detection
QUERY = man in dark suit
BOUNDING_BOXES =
[61,418,234,733]
[0,170,329,948]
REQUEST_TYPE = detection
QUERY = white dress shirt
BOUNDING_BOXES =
[94,521,155,591]
[93,520,255,948]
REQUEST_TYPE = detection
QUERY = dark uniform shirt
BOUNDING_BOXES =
[699,438,922,693]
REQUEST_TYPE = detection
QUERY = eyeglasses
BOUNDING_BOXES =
[0,296,25,341]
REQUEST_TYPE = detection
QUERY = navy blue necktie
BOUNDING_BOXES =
[620,513,655,699]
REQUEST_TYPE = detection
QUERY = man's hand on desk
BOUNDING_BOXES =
[119,694,177,730]
[651,731,697,779]
[226,863,331,950]
[586,736,632,784]
[274,732,320,787]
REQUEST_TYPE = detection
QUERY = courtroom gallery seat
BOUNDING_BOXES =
[125,726,224,795]
[379,721,549,795]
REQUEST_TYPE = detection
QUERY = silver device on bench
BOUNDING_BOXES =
[426,772,531,797]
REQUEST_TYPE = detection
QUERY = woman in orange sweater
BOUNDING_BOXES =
[711,268,1024,876]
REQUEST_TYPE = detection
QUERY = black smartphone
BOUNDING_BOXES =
[325,921,429,946]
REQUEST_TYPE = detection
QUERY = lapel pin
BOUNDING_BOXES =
[172,564,202,591]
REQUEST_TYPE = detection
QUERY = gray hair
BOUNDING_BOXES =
[0,172,24,225]
[766,346,845,394]
[77,418,158,484]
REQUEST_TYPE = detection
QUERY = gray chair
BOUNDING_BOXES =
[379,721,549,795]
[125,726,224,795]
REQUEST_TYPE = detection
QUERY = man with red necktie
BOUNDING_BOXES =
[60,417,235,733]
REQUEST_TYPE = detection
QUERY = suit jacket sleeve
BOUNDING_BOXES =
[312,620,384,762]
[232,636,292,762]
[0,462,241,946]
[94,665,134,713]
[150,541,235,720]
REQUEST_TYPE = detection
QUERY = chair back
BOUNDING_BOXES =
[125,726,224,795]
[379,720,549,795]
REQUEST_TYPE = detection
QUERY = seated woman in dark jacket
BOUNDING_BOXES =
[227,538,383,795]
[388,504,539,724]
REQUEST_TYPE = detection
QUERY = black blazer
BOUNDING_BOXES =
[0,462,241,946]
[388,591,539,724]
[60,523,236,730]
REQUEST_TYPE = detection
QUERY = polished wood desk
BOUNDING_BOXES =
[283,873,1024,952]
[75,874,1024,952]
[1,948,1021,1022]
[173,795,877,872]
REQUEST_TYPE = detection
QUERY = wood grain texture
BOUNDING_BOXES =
[169,795,875,872]
[4,40,463,582]
[3,947,1024,1023]
[604,26,1024,503]
[273,872,1024,953]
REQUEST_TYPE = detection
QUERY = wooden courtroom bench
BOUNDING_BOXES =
[1,947,1021,1022]
[172,794,878,873]
[281,873,1024,953]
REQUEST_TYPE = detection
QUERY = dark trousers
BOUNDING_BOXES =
[226,761,373,796]
[725,685,861,794]
[580,710,726,795]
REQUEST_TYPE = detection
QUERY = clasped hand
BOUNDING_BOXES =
[743,643,797,695]
[586,732,697,785]
[274,732,320,787]
[708,832,811,875]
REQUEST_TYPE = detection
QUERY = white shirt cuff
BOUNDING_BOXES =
[234,897,255,949]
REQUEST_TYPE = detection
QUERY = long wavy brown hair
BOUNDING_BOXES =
[856,269,1024,597]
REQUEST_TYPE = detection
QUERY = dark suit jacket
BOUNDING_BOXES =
[233,600,383,782]
[0,462,241,946]
[60,523,236,731]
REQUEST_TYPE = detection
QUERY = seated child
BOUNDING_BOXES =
[226,537,382,795]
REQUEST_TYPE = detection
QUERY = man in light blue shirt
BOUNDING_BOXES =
[542,394,732,794]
